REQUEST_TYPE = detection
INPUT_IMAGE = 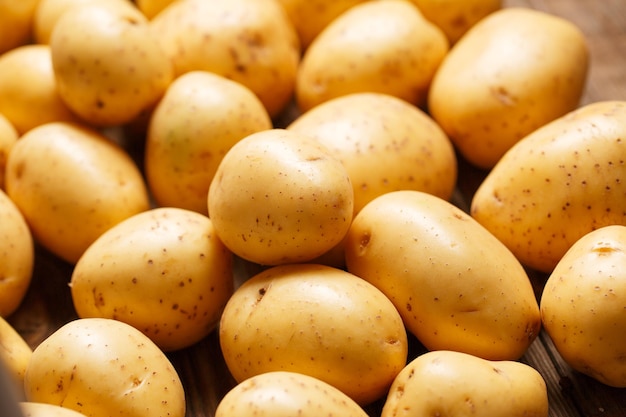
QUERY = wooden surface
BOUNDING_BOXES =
[6,0,626,416]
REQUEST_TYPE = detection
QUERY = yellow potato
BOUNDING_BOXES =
[345,190,541,361]
[541,225,626,387]
[0,315,33,396]
[0,113,18,190]
[150,0,300,118]
[275,0,368,49]
[409,0,501,44]
[0,189,34,317]
[287,92,457,215]
[471,101,626,274]
[24,317,186,417]
[0,44,78,135]
[21,402,89,417]
[429,7,589,169]
[0,0,39,53]
[50,2,174,127]
[219,263,408,405]
[145,71,272,215]
[70,207,234,352]
[208,128,354,265]
[33,0,137,44]
[5,122,150,264]
[382,350,548,417]
[296,0,449,112]
[216,371,370,417]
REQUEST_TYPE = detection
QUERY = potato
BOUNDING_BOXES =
[0,44,79,135]
[23,317,186,417]
[150,0,300,118]
[216,371,369,417]
[275,0,368,49]
[33,0,137,44]
[0,113,18,190]
[382,350,548,417]
[429,7,589,169]
[145,71,272,215]
[296,0,449,112]
[5,122,150,264]
[0,315,33,396]
[50,2,174,127]
[20,402,88,417]
[0,189,34,317]
[208,128,354,265]
[471,101,626,274]
[409,0,501,44]
[70,207,234,352]
[345,190,541,360]
[287,92,457,215]
[541,225,626,387]
[219,263,408,405]
[0,0,39,53]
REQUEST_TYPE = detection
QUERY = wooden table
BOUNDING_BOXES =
[6,0,626,416]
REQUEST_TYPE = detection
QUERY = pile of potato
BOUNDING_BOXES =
[1,0,625,416]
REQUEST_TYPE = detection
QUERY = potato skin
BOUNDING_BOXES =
[0,189,33,317]
[20,402,89,417]
[287,92,457,215]
[382,350,548,417]
[23,318,185,417]
[471,101,626,274]
[5,122,150,264]
[0,315,33,395]
[429,7,589,169]
[70,207,234,351]
[150,0,300,118]
[296,0,448,112]
[215,371,370,417]
[541,225,626,387]
[345,190,541,360]
[219,263,408,405]
[145,71,272,215]
[208,129,353,265]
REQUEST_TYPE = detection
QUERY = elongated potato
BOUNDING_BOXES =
[382,350,548,417]
[429,7,589,169]
[345,190,541,360]
[471,101,626,273]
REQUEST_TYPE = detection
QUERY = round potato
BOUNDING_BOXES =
[345,190,541,361]
[20,402,89,417]
[471,101,626,273]
[409,0,501,44]
[145,71,272,215]
[0,113,18,190]
[429,7,589,169]
[208,128,354,265]
[219,263,408,405]
[216,371,369,417]
[0,189,34,317]
[50,2,174,127]
[541,225,626,387]
[382,350,548,417]
[5,122,150,264]
[296,0,449,112]
[70,207,234,351]
[0,44,79,135]
[23,317,186,417]
[150,0,300,118]
[288,92,457,215]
